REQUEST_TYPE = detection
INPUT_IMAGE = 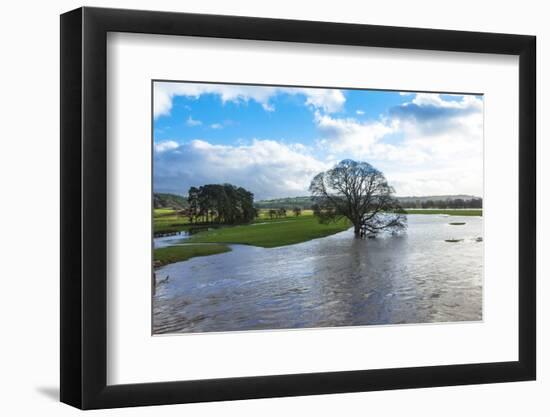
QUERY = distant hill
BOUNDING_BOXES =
[254,196,316,209]
[153,193,188,209]
[255,195,481,209]
[396,195,482,209]
[396,195,480,204]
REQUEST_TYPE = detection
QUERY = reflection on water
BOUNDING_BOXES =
[153,215,482,334]
[154,226,221,248]
[154,231,190,248]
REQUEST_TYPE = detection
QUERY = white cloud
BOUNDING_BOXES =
[153,82,345,119]
[186,116,202,127]
[410,93,482,111]
[392,94,483,140]
[315,111,398,157]
[210,123,223,129]
[154,139,330,200]
[314,93,484,196]
[154,82,277,118]
[154,140,179,153]
[154,90,483,198]
[356,110,365,115]
[299,88,345,113]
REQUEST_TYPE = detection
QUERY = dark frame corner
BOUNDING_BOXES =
[60,6,536,410]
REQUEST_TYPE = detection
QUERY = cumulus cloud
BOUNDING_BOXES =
[154,139,330,200]
[154,90,483,199]
[154,140,179,153]
[390,94,483,150]
[300,88,345,113]
[390,94,483,135]
[315,111,398,157]
[154,82,277,118]
[385,163,483,197]
[315,93,484,196]
[186,116,202,127]
[153,82,345,118]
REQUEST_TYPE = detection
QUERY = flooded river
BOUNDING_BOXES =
[153,215,482,334]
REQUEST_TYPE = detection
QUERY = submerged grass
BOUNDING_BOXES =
[154,244,231,267]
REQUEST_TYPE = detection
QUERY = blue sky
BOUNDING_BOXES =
[153,82,483,200]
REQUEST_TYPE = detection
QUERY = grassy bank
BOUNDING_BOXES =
[154,244,231,267]
[153,207,479,266]
[152,207,303,235]
[188,214,350,248]
[153,211,350,266]
[403,209,482,216]
[255,209,314,219]
[154,208,191,235]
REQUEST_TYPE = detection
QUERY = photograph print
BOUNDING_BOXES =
[152,81,483,335]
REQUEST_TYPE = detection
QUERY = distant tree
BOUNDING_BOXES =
[268,209,277,220]
[188,183,255,225]
[176,209,188,219]
[292,207,302,216]
[187,186,200,223]
[470,198,482,208]
[309,159,406,238]
[277,207,287,218]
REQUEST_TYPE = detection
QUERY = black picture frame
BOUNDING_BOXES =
[60,6,536,410]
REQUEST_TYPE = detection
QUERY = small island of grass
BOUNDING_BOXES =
[154,244,232,267]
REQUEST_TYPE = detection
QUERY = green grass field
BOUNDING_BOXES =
[153,209,349,266]
[188,214,350,248]
[154,208,177,217]
[403,209,482,216]
[153,207,481,236]
[154,244,231,267]
[153,208,316,235]
[255,209,314,220]
[153,208,192,235]
[152,207,481,266]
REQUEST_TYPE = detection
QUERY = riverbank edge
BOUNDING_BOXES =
[153,211,482,267]
[154,223,352,267]
[154,243,232,268]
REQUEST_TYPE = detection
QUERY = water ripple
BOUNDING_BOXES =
[153,215,482,334]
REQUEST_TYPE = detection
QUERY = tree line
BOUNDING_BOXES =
[403,198,482,209]
[267,207,302,219]
[186,184,256,224]
[254,195,482,210]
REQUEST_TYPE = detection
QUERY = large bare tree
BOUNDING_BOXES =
[309,159,406,238]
